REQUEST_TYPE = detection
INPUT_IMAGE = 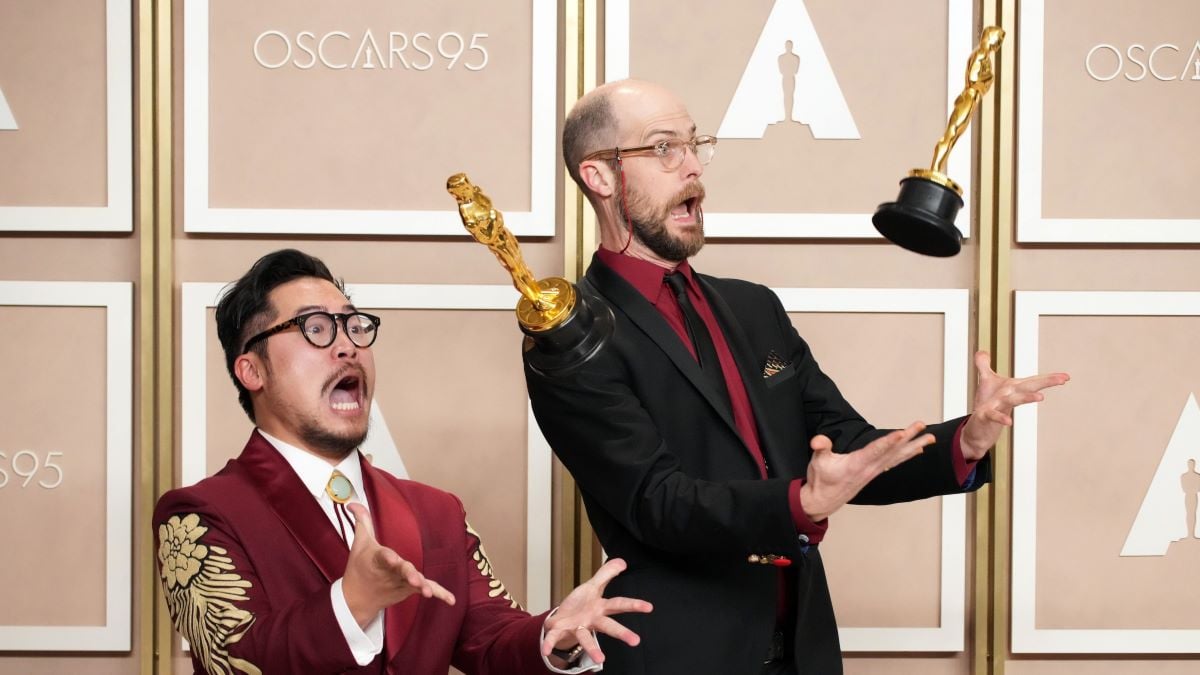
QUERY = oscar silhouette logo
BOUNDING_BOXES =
[874,26,1005,257]
[1122,393,1200,557]
[447,173,613,374]
[0,85,17,130]
[717,0,859,140]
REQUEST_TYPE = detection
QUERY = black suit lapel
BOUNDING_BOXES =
[699,276,798,479]
[586,257,739,435]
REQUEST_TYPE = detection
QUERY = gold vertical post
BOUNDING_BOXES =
[575,0,604,583]
[556,0,587,601]
[988,0,1019,672]
[135,0,156,672]
[558,0,604,594]
[151,0,175,671]
[578,0,600,265]
[973,1,999,673]
[972,1,1016,673]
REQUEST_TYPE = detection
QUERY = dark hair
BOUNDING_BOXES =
[215,249,344,422]
[562,90,618,193]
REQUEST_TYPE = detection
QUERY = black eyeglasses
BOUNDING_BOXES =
[242,311,382,353]
[582,135,718,170]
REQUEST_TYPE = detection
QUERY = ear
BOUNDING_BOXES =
[234,353,267,393]
[579,159,616,199]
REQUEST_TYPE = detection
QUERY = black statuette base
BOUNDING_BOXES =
[522,287,614,376]
[872,176,964,258]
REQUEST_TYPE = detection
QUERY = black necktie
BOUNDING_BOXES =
[665,271,730,408]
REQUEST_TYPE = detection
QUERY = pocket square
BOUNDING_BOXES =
[762,350,791,378]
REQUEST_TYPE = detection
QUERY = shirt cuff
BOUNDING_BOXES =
[331,577,384,666]
[788,479,829,545]
[540,607,602,673]
[951,418,981,487]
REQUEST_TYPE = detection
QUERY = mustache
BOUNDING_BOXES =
[323,365,367,393]
[672,181,706,206]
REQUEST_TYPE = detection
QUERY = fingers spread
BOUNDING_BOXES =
[575,625,605,664]
[592,616,641,647]
[404,564,427,590]
[586,557,628,589]
[889,433,934,469]
[879,422,927,452]
[1018,372,1070,393]
[601,596,654,615]
[974,351,995,377]
[373,546,403,572]
[425,579,456,606]
[810,434,833,454]
[346,503,377,543]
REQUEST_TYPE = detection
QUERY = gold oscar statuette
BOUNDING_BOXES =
[873,26,1006,257]
[447,173,613,373]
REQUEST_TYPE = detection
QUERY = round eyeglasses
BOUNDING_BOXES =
[241,311,382,352]
[583,135,718,171]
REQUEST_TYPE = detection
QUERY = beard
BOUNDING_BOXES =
[293,364,370,459]
[622,180,707,262]
[297,414,369,460]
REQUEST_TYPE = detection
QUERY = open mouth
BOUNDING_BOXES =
[669,185,706,224]
[329,373,364,413]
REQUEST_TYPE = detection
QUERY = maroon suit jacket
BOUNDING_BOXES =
[155,431,551,674]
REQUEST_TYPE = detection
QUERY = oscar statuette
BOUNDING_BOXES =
[873,26,1006,257]
[447,173,613,374]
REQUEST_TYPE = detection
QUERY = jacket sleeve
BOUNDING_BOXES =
[449,498,556,675]
[526,342,799,557]
[154,489,358,675]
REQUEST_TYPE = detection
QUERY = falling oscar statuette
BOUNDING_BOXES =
[873,26,1006,257]
[447,173,613,374]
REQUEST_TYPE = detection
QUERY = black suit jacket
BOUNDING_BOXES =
[524,254,989,675]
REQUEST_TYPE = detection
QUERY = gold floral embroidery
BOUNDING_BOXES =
[157,514,261,675]
[465,521,522,610]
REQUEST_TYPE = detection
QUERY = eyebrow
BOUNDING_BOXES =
[643,124,697,142]
[291,303,356,317]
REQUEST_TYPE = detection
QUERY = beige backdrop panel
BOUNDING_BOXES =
[0,250,142,675]
[198,0,533,212]
[1035,315,1200,630]
[1007,254,1200,669]
[800,311,945,629]
[0,307,107,626]
[1007,662,1200,675]
[0,0,107,207]
[627,0,949,216]
[1041,0,1200,220]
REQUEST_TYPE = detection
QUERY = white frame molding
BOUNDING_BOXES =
[1016,1,1200,242]
[181,282,551,613]
[0,0,132,232]
[1012,291,1200,653]
[774,287,970,652]
[605,0,973,240]
[0,282,132,650]
[183,1,556,236]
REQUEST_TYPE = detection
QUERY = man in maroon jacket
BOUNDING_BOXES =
[155,249,650,674]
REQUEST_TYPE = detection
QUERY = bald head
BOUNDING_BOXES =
[562,80,691,194]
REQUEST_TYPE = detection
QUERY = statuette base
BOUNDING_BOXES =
[873,175,965,258]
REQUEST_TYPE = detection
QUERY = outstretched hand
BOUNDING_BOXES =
[541,558,653,666]
[799,422,936,522]
[960,351,1070,460]
[340,503,456,628]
